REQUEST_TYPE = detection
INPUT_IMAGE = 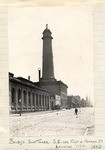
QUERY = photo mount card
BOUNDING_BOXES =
[0,1,105,150]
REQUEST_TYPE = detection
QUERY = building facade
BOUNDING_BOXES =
[35,80,68,109]
[9,73,51,113]
[67,95,91,108]
[67,95,81,108]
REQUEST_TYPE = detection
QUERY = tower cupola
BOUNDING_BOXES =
[42,24,53,39]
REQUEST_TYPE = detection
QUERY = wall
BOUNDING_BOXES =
[9,80,51,113]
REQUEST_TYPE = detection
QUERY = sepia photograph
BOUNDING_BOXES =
[8,6,94,137]
[1,1,105,150]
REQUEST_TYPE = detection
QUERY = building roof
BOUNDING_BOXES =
[9,72,50,93]
[57,80,68,88]
[43,24,52,34]
[34,80,68,88]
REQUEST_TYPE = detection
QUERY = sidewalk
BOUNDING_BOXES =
[10,109,65,117]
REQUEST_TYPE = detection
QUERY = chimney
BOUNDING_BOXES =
[38,69,41,81]
[28,76,30,80]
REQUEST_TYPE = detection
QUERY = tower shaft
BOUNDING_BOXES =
[42,25,55,81]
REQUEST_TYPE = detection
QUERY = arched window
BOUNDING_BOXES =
[45,96,46,105]
[47,96,49,107]
[39,94,41,106]
[11,88,15,104]
[18,89,21,103]
[23,90,26,105]
[42,95,44,106]
[32,93,35,105]
[28,92,31,105]
[36,93,38,106]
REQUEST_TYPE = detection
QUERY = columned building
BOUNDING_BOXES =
[9,73,51,113]
[35,25,68,108]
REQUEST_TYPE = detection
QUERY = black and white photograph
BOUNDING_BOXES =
[1,1,105,150]
[8,6,95,137]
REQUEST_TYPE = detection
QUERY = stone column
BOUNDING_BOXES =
[26,90,28,111]
[45,96,47,109]
[34,93,36,111]
[46,96,48,110]
[41,95,43,110]
[21,88,23,111]
[44,95,45,110]
[15,88,18,113]
[30,92,32,111]
[48,96,51,110]
[37,94,39,111]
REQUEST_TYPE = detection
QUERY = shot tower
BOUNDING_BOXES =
[41,24,56,82]
[35,25,68,108]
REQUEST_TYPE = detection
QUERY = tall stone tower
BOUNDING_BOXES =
[41,24,56,82]
[35,25,68,109]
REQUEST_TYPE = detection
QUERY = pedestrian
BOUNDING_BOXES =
[75,108,78,115]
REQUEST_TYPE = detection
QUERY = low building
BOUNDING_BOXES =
[68,95,83,108]
[9,73,51,114]
[67,95,90,108]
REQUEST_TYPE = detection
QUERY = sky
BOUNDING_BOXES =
[8,6,94,102]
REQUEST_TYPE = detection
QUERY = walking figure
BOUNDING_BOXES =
[75,108,78,115]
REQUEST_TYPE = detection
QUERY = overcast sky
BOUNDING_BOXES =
[8,6,94,102]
